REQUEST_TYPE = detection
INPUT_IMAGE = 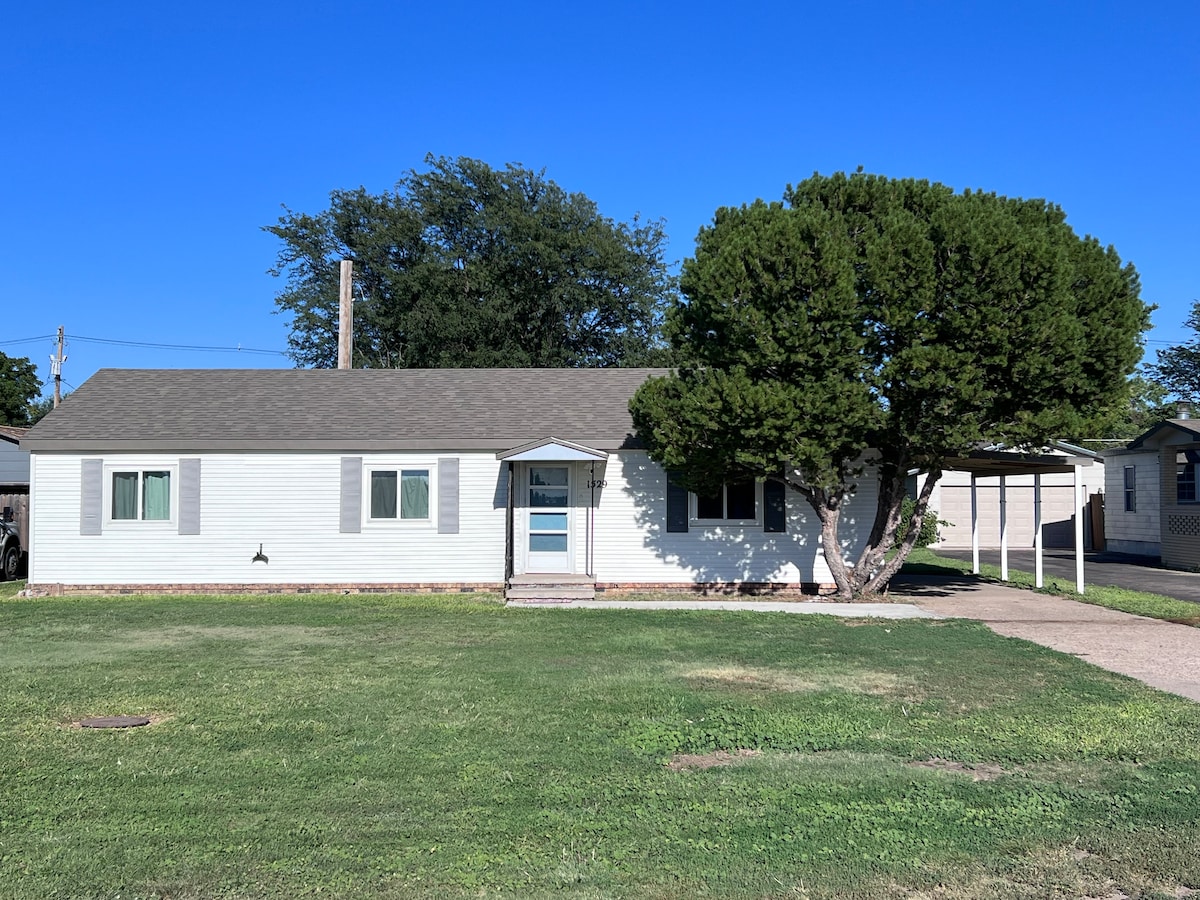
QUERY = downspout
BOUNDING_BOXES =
[505,461,514,584]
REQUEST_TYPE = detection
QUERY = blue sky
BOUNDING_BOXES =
[3,0,1196,397]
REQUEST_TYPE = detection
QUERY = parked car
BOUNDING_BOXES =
[1,511,22,581]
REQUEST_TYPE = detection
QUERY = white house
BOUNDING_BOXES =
[21,368,882,596]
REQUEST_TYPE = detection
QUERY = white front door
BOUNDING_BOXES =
[526,465,572,573]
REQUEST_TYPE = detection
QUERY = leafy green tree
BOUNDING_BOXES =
[1070,374,1173,445]
[0,352,43,426]
[266,155,676,368]
[1144,300,1200,402]
[630,173,1148,598]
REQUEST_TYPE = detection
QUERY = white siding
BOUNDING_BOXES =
[590,452,878,584]
[1101,449,1159,555]
[0,440,29,485]
[30,452,507,586]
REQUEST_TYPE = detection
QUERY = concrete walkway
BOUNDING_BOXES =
[506,598,939,618]
[937,548,1200,605]
[890,576,1200,703]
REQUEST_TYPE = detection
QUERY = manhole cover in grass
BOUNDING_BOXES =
[79,716,151,729]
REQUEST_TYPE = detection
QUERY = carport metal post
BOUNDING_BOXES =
[1075,463,1085,594]
[970,474,980,574]
[999,475,1008,581]
[1034,473,1044,588]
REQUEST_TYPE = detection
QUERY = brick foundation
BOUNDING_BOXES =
[23,582,505,597]
[22,580,840,598]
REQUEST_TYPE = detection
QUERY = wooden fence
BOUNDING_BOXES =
[1,492,30,553]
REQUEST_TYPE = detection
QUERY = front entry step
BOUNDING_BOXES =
[506,573,596,602]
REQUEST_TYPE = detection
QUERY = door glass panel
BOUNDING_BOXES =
[530,467,568,486]
[530,534,569,552]
[530,488,568,508]
[530,513,568,530]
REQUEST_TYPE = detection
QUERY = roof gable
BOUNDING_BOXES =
[1128,419,1200,450]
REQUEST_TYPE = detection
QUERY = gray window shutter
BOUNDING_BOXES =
[178,458,201,535]
[340,457,362,533]
[438,457,460,534]
[666,472,689,533]
[80,458,103,535]
[763,479,787,533]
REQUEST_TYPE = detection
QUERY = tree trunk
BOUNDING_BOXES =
[862,469,942,595]
[794,466,943,600]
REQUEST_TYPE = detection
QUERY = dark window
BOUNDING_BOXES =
[1123,465,1136,512]
[1177,457,1197,503]
[695,480,757,521]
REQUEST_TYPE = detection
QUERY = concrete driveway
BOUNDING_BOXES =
[936,549,1200,605]
[890,574,1200,703]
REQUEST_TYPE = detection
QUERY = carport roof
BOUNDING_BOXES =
[942,447,1095,478]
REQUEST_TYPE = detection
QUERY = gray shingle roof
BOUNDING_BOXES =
[21,368,668,453]
[0,425,28,444]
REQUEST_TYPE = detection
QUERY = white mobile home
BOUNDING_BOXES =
[21,368,879,596]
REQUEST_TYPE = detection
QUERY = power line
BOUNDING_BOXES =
[3,333,288,355]
[68,334,288,356]
[0,334,56,346]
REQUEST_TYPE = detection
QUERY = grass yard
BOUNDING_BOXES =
[2,593,1199,899]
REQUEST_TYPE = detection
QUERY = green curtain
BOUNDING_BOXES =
[112,472,138,520]
[401,470,429,519]
[371,471,398,519]
[142,471,171,520]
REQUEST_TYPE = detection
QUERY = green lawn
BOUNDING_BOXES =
[2,594,1199,899]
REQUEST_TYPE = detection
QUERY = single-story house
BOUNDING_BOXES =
[20,368,885,596]
[1102,415,1200,566]
[1,424,31,555]
[0,425,30,492]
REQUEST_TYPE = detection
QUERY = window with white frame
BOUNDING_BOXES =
[369,468,430,520]
[694,479,758,522]
[1177,453,1198,504]
[110,470,172,521]
[1123,465,1136,512]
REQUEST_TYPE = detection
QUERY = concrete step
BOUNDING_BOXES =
[505,585,596,601]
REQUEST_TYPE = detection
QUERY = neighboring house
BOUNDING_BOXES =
[20,368,882,596]
[1102,416,1200,566]
[0,425,31,566]
[931,442,1105,550]
[0,425,30,491]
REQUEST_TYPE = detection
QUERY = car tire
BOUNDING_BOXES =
[1,545,18,582]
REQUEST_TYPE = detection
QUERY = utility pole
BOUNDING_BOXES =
[338,260,353,369]
[50,326,66,408]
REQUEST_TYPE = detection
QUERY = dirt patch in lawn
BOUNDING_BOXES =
[682,664,917,697]
[909,757,1009,781]
[667,748,760,771]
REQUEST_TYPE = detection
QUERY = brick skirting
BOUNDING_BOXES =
[23,580,839,598]
[23,582,505,597]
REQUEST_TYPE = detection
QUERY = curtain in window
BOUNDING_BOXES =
[112,472,138,520]
[401,470,429,519]
[142,471,171,520]
[371,471,398,518]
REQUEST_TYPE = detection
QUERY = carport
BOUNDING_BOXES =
[942,448,1096,594]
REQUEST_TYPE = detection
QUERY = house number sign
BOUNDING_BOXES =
[587,479,608,489]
